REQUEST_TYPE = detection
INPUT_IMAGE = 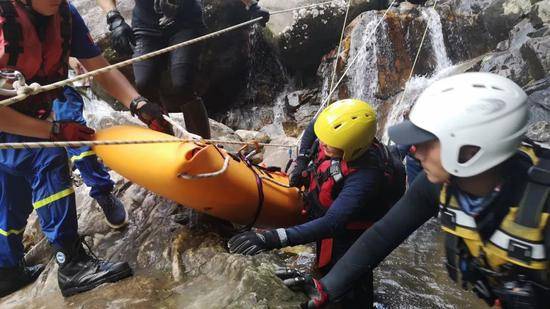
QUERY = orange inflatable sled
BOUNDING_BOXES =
[92,125,306,228]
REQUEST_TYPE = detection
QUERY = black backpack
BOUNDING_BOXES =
[374,142,407,207]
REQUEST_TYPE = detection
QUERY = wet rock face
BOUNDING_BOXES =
[316,5,446,104]
[438,3,498,62]
[5,174,306,308]
[479,15,550,87]
[278,0,389,80]
[530,0,550,29]
[481,0,532,43]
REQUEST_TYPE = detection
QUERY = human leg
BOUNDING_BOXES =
[168,27,211,138]
[0,132,132,297]
[53,87,126,228]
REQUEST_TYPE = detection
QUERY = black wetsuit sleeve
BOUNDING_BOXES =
[299,119,317,155]
[320,171,441,300]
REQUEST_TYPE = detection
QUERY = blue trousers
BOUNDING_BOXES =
[0,133,78,267]
[53,87,113,199]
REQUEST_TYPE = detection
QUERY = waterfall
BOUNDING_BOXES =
[382,7,454,143]
[347,14,383,104]
[422,8,452,72]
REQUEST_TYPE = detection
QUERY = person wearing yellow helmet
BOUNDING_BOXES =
[227,99,406,308]
[275,73,550,308]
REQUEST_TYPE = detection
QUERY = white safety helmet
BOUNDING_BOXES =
[389,72,529,177]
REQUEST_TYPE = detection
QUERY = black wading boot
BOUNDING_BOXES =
[0,261,45,297]
[55,241,133,297]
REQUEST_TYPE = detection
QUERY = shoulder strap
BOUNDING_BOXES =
[0,0,23,66]
[515,142,550,228]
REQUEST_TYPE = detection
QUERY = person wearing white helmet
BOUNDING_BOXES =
[273,72,550,308]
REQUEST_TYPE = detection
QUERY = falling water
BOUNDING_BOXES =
[381,6,454,142]
[346,13,383,103]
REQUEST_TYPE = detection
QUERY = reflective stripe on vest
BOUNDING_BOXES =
[489,229,546,261]
[440,185,549,270]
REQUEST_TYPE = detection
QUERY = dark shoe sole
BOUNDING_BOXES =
[61,267,133,297]
[104,205,129,229]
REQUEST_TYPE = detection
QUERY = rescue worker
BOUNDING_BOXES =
[228,99,405,308]
[0,0,169,297]
[276,72,550,308]
[53,85,127,229]
[96,0,270,139]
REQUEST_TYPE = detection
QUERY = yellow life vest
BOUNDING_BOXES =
[439,144,550,305]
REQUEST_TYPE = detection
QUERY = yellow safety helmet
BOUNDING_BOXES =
[314,99,377,161]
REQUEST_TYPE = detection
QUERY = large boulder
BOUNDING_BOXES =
[480,0,532,43]
[316,5,451,106]
[530,0,550,29]
[4,173,306,308]
[521,33,550,81]
[437,2,498,62]
[278,0,390,80]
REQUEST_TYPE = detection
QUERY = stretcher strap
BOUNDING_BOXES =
[243,166,265,230]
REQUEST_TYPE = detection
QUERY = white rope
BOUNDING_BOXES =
[329,0,352,93]
[0,17,263,108]
[178,155,230,179]
[395,0,440,107]
[0,1,347,108]
[0,136,297,150]
[270,0,343,15]
[162,114,202,141]
[295,0,397,148]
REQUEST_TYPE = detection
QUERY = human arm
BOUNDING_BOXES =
[78,55,173,134]
[286,169,383,245]
[289,119,317,187]
[319,172,441,300]
[68,4,172,134]
[78,55,138,108]
[0,107,94,141]
[228,169,383,254]
[0,107,52,139]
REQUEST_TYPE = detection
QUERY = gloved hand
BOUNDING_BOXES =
[227,229,286,255]
[50,121,95,141]
[289,155,310,188]
[106,10,135,56]
[130,96,174,135]
[249,3,270,27]
[275,268,329,309]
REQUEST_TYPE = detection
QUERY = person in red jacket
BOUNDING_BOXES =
[0,0,168,298]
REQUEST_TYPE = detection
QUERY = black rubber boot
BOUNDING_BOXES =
[0,262,45,298]
[181,95,211,139]
[55,241,133,297]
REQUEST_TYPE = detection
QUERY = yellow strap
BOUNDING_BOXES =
[0,227,25,237]
[519,145,539,165]
[70,150,96,163]
[33,188,75,209]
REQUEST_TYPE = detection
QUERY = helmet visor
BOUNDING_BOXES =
[388,120,437,146]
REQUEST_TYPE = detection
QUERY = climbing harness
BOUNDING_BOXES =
[0,70,26,97]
